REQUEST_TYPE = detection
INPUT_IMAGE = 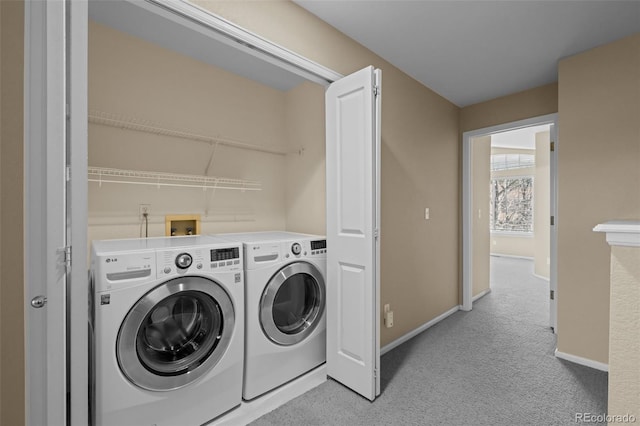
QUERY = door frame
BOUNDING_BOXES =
[461,113,558,331]
[25,0,346,423]
[24,1,68,424]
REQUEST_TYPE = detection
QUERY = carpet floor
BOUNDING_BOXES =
[249,256,608,426]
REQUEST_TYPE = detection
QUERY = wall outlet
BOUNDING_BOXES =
[139,204,151,220]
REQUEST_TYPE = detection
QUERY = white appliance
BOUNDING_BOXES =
[218,231,327,400]
[90,236,244,426]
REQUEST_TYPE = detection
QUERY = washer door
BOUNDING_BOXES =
[260,262,325,346]
[117,276,234,391]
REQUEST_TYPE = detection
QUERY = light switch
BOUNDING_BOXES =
[425,208,430,220]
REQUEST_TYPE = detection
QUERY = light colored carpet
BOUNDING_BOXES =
[249,256,607,425]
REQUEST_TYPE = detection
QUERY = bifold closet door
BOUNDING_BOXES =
[325,65,381,401]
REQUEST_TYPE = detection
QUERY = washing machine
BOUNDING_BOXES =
[218,231,327,400]
[90,235,244,426]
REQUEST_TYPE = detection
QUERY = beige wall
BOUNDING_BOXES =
[557,33,640,364]
[0,0,25,424]
[460,83,558,133]
[608,245,640,419]
[284,82,326,235]
[193,1,461,346]
[491,236,535,258]
[88,22,290,241]
[472,136,491,296]
[534,131,551,278]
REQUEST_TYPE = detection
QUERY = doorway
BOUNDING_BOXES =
[462,114,558,332]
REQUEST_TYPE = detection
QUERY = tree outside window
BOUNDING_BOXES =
[490,177,534,233]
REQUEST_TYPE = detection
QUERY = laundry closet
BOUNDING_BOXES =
[87,14,327,243]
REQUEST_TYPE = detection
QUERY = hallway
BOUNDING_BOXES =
[250,257,608,425]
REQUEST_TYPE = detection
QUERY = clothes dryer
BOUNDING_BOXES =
[218,231,327,400]
[90,236,244,426]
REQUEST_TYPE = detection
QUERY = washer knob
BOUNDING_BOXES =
[291,243,302,255]
[175,253,193,269]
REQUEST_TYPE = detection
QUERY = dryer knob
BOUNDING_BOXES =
[291,243,302,255]
[175,253,193,269]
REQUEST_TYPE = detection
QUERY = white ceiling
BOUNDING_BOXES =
[490,124,551,150]
[294,0,640,107]
[89,0,307,91]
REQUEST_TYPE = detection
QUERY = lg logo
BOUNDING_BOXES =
[105,258,118,263]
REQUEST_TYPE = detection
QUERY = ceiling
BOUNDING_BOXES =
[294,0,640,107]
[490,124,550,150]
[89,0,307,91]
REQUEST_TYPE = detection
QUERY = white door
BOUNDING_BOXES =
[549,123,558,332]
[24,1,67,424]
[325,66,381,401]
[25,1,89,424]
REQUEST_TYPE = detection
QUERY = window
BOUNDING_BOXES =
[490,153,535,171]
[490,177,533,233]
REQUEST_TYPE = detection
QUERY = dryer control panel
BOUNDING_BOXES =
[244,238,327,270]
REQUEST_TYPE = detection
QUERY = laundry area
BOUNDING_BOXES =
[87,9,327,242]
[9,0,640,425]
[86,1,366,425]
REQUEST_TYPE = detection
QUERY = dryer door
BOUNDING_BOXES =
[260,262,325,346]
[117,276,234,391]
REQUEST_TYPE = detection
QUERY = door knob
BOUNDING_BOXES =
[31,296,47,308]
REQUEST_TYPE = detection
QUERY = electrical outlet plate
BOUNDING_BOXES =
[139,204,151,219]
[385,311,394,328]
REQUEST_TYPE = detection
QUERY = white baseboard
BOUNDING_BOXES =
[532,273,550,282]
[211,365,327,425]
[554,349,608,372]
[381,305,460,355]
[472,288,491,302]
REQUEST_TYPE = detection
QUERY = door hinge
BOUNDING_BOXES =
[374,228,379,239]
[550,290,555,300]
[58,246,72,271]
[374,368,378,378]
[373,85,379,97]
[66,104,70,119]
[65,166,71,182]
[550,216,555,226]
[550,141,555,152]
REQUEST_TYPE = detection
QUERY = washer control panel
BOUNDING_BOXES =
[157,244,242,276]
[95,252,156,292]
[175,253,193,269]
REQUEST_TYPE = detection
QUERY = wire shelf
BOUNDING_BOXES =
[88,109,288,156]
[88,167,262,191]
